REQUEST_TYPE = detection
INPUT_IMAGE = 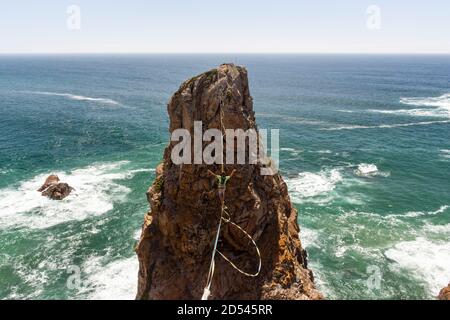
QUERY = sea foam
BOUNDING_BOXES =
[285,168,343,203]
[423,223,450,236]
[26,91,120,105]
[368,93,450,118]
[385,237,450,295]
[440,149,450,160]
[299,228,320,249]
[322,120,450,131]
[400,93,450,109]
[81,256,139,300]
[354,163,390,177]
[355,163,378,176]
[0,161,147,229]
[402,205,449,218]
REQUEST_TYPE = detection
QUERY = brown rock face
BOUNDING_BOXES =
[38,175,74,200]
[37,175,60,192]
[135,64,322,300]
[438,283,450,300]
[41,183,73,200]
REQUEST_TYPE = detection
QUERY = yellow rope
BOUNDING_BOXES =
[217,208,261,278]
[202,197,262,300]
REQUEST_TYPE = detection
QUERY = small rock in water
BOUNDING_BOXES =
[38,175,74,200]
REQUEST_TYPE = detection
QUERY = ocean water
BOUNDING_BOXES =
[0,54,449,300]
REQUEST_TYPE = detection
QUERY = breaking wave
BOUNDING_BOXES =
[299,227,320,249]
[400,93,450,109]
[285,168,343,203]
[355,163,378,177]
[0,161,151,229]
[25,91,120,105]
[440,149,450,160]
[385,237,450,295]
[368,94,450,118]
[322,120,450,131]
[280,147,302,156]
[369,108,448,118]
[354,163,390,178]
[305,205,450,298]
[81,256,138,300]
[423,222,450,235]
[401,205,449,218]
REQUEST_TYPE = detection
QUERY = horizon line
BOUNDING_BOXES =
[1,52,450,56]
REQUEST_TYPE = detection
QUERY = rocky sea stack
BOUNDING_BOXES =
[37,175,74,200]
[135,64,322,300]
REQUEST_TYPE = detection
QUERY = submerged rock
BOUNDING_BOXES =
[38,175,74,200]
[438,283,450,300]
[135,64,322,300]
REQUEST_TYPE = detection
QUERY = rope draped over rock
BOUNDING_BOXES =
[201,172,262,300]
[201,92,262,301]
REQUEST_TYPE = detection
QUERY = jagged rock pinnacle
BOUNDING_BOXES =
[135,64,322,300]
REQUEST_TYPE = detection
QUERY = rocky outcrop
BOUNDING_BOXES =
[37,175,60,192]
[438,283,450,300]
[135,64,322,300]
[38,175,74,200]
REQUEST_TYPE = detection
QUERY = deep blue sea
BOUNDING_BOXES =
[0,54,449,300]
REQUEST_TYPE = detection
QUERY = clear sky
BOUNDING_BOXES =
[1,0,449,54]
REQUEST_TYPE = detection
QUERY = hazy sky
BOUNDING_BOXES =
[1,0,450,54]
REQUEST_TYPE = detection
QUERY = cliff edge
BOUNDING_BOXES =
[135,64,322,300]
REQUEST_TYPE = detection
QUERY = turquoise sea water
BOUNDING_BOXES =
[0,55,449,299]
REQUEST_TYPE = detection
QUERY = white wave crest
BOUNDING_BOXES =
[400,93,450,109]
[354,163,389,177]
[368,94,450,119]
[26,91,120,105]
[385,237,450,295]
[423,223,450,236]
[299,228,320,249]
[336,109,357,113]
[314,150,333,154]
[402,205,449,218]
[355,163,378,176]
[286,169,343,202]
[369,108,449,118]
[440,149,450,160]
[323,120,450,131]
[134,229,142,241]
[0,161,143,229]
[81,256,138,300]
[280,147,302,156]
